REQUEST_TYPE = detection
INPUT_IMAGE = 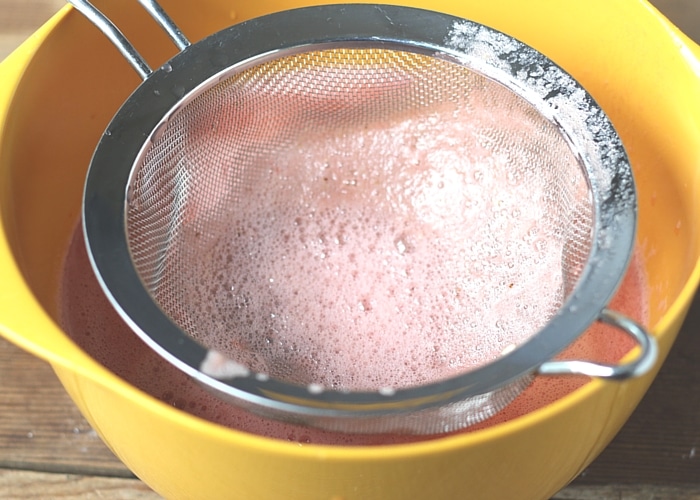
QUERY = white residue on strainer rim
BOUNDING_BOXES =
[444,19,630,208]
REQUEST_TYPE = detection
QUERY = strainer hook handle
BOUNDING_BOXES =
[536,308,658,380]
[67,0,190,80]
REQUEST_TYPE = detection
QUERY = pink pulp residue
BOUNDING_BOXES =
[140,94,592,393]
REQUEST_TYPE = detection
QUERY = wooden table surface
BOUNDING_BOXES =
[1,1,700,498]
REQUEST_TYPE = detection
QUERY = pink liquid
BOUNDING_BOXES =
[59,223,646,445]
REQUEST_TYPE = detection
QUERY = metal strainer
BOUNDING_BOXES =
[74,0,656,434]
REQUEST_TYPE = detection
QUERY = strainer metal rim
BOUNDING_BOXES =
[82,4,638,424]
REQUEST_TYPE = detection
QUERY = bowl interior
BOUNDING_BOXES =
[1,0,700,479]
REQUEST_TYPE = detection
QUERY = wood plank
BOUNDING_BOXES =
[554,484,700,500]
[0,0,64,31]
[0,337,132,477]
[0,469,160,500]
[3,470,700,500]
[0,0,63,60]
[648,0,700,42]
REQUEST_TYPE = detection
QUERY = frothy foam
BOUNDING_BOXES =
[159,100,586,391]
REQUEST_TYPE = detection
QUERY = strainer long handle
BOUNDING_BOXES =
[67,0,190,80]
[536,309,658,379]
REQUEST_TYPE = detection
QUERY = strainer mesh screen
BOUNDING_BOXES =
[126,48,593,391]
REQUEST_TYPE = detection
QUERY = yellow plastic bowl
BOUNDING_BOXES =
[1,1,699,498]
